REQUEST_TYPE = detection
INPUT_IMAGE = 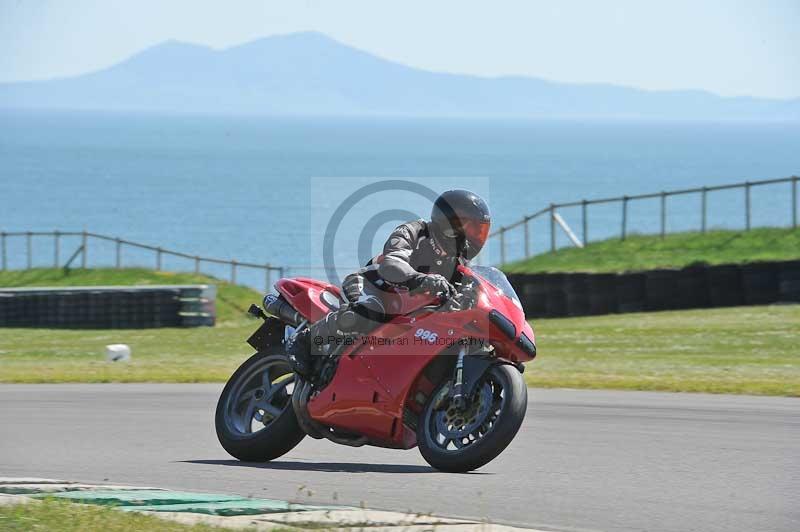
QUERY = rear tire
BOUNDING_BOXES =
[215,349,305,462]
[417,364,527,473]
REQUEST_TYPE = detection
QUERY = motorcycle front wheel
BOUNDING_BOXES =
[215,349,305,461]
[417,363,527,473]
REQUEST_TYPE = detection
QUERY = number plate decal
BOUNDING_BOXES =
[414,328,439,343]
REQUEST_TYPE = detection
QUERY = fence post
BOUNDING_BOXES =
[745,181,751,231]
[1,232,5,270]
[231,261,237,284]
[660,192,666,238]
[26,231,32,269]
[549,204,556,252]
[156,247,162,271]
[54,230,60,267]
[792,176,798,229]
[499,228,506,265]
[115,238,121,268]
[81,230,87,268]
[581,199,588,244]
[194,256,200,274]
[701,187,708,234]
[621,197,629,241]
[523,217,530,258]
[265,265,272,292]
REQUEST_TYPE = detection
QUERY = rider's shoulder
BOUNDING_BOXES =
[391,219,427,235]
[407,219,429,232]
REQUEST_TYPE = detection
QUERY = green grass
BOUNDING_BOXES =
[1,268,798,395]
[0,322,256,382]
[526,305,799,396]
[0,498,233,532]
[0,268,263,383]
[503,227,800,273]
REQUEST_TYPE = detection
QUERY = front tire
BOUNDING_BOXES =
[215,349,305,461]
[418,364,527,473]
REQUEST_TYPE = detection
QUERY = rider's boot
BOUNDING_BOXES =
[287,300,381,379]
[287,311,341,378]
[286,328,314,378]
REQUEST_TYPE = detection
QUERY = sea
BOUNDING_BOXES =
[2,110,799,288]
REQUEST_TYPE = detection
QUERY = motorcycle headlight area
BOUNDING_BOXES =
[488,310,516,340]
[517,332,536,358]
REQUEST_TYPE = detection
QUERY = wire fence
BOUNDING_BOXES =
[3,175,798,287]
[490,175,799,265]
[0,230,284,292]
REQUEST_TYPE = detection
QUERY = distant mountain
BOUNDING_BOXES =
[1,31,798,120]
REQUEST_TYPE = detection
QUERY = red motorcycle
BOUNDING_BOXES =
[215,264,536,472]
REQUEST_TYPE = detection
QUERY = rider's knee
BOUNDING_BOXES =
[339,296,385,333]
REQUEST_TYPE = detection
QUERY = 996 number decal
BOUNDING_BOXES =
[414,328,439,343]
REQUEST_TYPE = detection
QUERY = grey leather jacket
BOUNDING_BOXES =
[341,219,461,302]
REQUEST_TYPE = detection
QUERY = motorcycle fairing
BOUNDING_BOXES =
[471,268,537,359]
[306,312,448,448]
[303,265,536,449]
[306,306,523,448]
[275,277,342,323]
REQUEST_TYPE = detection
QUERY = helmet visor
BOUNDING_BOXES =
[463,220,490,255]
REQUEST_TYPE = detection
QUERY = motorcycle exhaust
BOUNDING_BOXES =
[263,294,301,327]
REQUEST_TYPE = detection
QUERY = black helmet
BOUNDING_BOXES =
[430,189,491,260]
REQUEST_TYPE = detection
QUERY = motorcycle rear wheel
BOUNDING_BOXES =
[417,363,527,473]
[215,350,305,461]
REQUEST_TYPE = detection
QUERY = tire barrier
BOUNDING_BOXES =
[564,273,590,317]
[779,260,800,303]
[616,272,646,314]
[523,274,549,317]
[645,269,680,311]
[507,273,548,317]
[507,259,799,319]
[544,273,567,318]
[741,263,781,305]
[0,284,216,328]
[706,264,743,307]
[587,273,617,315]
[675,265,711,310]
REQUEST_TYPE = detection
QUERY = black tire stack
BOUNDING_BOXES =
[616,272,646,313]
[0,285,216,328]
[741,263,781,305]
[506,273,547,317]
[706,264,743,307]
[508,259,799,319]
[645,269,680,311]
[676,265,711,309]
[587,273,617,315]
[779,260,800,303]
[564,273,591,316]
[544,274,567,317]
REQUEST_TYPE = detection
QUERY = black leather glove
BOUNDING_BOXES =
[414,273,456,298]
[341,272,365,303]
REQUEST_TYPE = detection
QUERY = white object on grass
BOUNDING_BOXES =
[105,344,131,362]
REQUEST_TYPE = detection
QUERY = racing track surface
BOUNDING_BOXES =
[0,384,797,532]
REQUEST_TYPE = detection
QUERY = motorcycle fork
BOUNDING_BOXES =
[449,345,468,410]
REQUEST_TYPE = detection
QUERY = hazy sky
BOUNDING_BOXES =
[1,0,798,99]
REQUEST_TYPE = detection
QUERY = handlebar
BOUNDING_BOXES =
[417,287,467,313]
[410,274,476,313]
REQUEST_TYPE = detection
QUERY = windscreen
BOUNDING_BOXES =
[470,266,522,308]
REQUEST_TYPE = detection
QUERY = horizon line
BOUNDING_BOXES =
[2,30,798,103]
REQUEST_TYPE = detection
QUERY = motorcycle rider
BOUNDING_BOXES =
[288,189,491,378]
